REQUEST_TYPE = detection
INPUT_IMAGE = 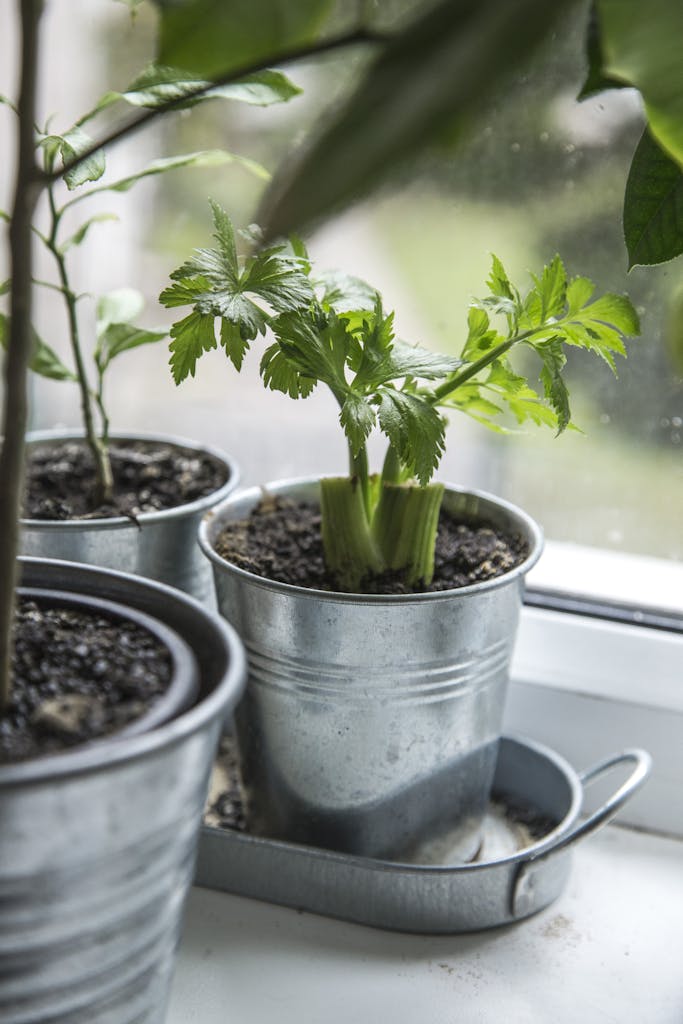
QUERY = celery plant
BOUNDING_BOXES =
[163,203,640,591]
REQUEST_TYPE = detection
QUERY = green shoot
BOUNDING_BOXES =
[1,63,300,507]
[163,203,640,592]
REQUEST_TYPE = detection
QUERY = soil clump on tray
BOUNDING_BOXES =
[0,598,172,764]
[214,495,528,594]
[23,439,228,520]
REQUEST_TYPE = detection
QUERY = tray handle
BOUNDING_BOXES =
[511,748,652,919]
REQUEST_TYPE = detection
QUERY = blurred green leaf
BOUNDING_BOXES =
[0,280,9,296]
[59,213,119,253]
[0,313,77,381]
[577,2,626,100]
[155,0,331,78]
[79,65,300,125]
[258,0,573,239]
[43,128,106,189]
[96,323,167,372]
[96,288,145,334]
[597,0,683,167]
[624,129,683,268]
[80,150,269,201]
[0,94,18,114]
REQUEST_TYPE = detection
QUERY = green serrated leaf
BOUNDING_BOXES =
[538,340,570,433]
[59,213,118,254]
[624,128,683,268]
[531,255,567,321]
[487,254,515,302]
[0,280,10,296]
[274,311,350,392]
[340,391,376,456]
[168,310,217,383]
[579,293,640,336]
[159,275,212,309]
[219,317,250,370]
[461,306,501,360]
[378,340,462,385]
[96,323,166,371]
[566,276,595,313]
[377,387,445,486]
[260,341,316,398]
[318,271,379,313]
[162,202,313,359]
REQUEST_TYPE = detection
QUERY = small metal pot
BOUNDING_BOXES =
[199,477,543,861]
[0,557,246,1024]
[21,431,240,604]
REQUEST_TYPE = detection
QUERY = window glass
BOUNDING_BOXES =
[2,1,681,565]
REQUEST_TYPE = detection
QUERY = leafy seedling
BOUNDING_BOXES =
[163,203,640,591]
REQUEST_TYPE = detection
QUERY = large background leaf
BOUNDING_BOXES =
[257,0,575,240]
[154,0,332,77]
[597,0,683,169]
[624,130,683,268]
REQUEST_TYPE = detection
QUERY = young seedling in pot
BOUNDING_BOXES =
[0,67,297,509]
[163,202,640,592]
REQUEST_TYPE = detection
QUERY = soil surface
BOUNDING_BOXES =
[23,439,229,520]
[0,597,172,764]
[215,496,528,595]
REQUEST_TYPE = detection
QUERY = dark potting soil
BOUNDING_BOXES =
[214,496,528,595]
[23,439,229,520]
[0,598,172,764]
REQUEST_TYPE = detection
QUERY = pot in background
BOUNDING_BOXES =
[21,431,239,605]
[0,557,246,1024]
[200,477,543,862]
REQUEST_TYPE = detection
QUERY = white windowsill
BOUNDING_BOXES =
[529,540,683,614]
[168,825,683,1024]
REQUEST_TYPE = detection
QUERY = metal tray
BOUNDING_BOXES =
[195,735,650,933]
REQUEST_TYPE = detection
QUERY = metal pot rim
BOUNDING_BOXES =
[22,430,239,530]
[0,556,247,788]
[199,475,544,604]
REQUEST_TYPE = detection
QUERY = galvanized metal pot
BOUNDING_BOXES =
[21,431,239,604]
[199,478,543,862]
[0,557,246,1024]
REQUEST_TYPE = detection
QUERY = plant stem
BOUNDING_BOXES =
[348,442,373,519]
[320,476,383,591]
[373,482,444,586]
[46,185,113,503]
[431,335,521,404]
[0,0,43,710]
